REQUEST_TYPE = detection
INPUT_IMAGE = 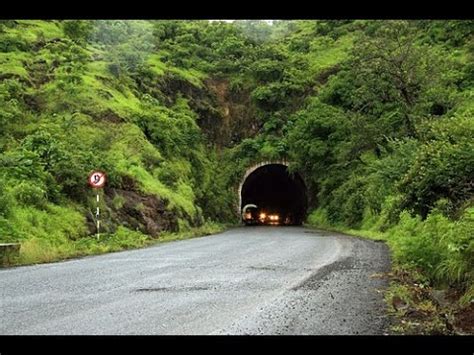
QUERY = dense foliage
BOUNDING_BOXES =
[0,20,473,303]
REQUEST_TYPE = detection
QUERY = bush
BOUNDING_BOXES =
[306,208,331,228]
[63,20,93,43]
[0,179,13,217]
[0,34,29,51]
[399,139,474,218]
[397,113,474,218]
[387,208,474,288]
[11,182,47,209]
[327,175,366,227]
[107,226,148,249]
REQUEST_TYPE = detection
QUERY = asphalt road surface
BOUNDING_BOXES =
[0,226,391,335]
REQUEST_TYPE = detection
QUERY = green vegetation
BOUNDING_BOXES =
[15,221,226,266]
[0,19,473,333]
[288,20,473,333]
[0,20,233,265]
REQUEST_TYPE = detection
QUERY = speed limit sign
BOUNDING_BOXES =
[88,171,106,189]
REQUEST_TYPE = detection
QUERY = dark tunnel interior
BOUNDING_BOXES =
[241,164,308,225]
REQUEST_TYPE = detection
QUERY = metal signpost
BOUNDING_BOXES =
[88,171,106,240]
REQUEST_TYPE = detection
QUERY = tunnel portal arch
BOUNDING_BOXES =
[238,160,308,225]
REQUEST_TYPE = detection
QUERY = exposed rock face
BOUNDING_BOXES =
[110,189,179,236]
[86,188,179,237]
[204,78,259,147]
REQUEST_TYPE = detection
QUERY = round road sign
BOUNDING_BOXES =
[88,171,106,189]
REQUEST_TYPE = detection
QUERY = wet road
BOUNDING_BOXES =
[0,226,391,335]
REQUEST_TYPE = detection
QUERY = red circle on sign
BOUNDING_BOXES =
[88,171,107,189]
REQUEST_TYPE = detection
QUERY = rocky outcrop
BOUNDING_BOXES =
[86,188,179,237]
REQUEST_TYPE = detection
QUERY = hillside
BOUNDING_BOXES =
[0,19,473,333]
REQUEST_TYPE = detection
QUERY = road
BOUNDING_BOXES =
[0,226,391,335]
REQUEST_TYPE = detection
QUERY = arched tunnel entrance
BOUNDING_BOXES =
[240,163,308,225]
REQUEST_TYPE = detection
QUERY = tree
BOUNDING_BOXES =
[62,20,93,43]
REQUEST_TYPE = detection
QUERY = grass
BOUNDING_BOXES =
[157,220,227,243]
[7,221,229,267]
[305,207,386,242]
[0,52,31,80]
[147,53,206,88]
[307,34,354,75]
[147,54,167,76]
[126,164,199,218]
[37,53,144,119]
[106,128,198,219]
[168,66,206,88]
[80,68,143,118]
[14,20,64,41]
[10,204,88,244]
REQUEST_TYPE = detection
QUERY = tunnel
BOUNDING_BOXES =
[240,164,308,225]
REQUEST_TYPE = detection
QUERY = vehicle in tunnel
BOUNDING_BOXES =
[242,205,284,226]
[243,208,299,226]
[256,211,280,225]
[242,204,259,225]
[240,164,307,226]
[243,208,285,226]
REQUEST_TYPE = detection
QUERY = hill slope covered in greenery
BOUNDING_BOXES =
[0,19,473,332]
